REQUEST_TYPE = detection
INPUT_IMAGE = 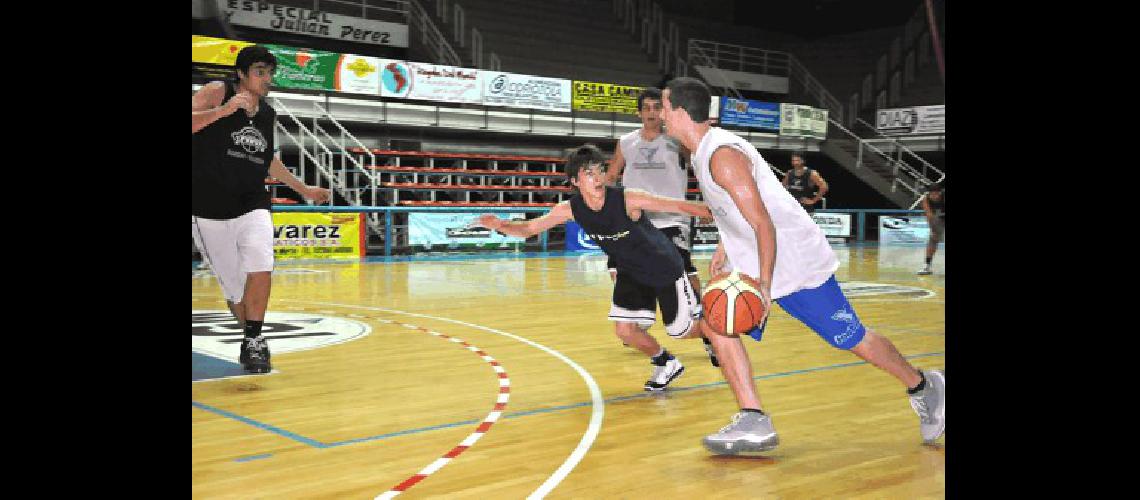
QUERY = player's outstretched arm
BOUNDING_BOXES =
[269,157,331,204]
[474,201,573,238]
[624,188,711,218]
[709,146,776,301]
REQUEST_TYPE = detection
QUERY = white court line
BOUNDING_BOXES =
[276,299,605,500]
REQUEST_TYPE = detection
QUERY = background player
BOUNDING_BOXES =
[918,182,945,275]
[781,152,828,214]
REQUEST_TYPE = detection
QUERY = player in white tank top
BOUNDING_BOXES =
[661,77,945,454]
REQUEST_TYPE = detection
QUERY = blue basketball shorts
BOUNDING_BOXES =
[746,275,866,350]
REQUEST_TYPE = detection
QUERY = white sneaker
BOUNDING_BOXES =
[702,411,779,455]
[917,265,932,275]
[909,369,946,443]
[644,357,684,391]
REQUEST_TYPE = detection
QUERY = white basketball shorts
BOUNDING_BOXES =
[192,209,275,303]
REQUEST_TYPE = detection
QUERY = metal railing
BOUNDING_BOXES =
[687,39,842,123]
[688,42,742,100]
[854,117,944,192]
[471,27,483,69]
[270,97,357,208]
[827,116,930,206]
[408,0,461,66]
[312,0,409,19]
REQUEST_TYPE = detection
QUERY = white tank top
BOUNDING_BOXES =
[619,129,688,229]
[692,127,838,299]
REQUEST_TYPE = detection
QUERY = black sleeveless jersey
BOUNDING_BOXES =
[786,167,817,198]
[569,187,684,287]
[192,82,276,219]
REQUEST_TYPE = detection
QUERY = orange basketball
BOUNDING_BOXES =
[701,271,767,337]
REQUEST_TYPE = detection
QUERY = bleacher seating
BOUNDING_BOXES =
[449,0,661,86]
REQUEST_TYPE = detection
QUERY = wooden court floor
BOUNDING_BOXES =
[192,244,945,499]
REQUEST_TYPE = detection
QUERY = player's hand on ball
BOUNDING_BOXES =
[710,243,727,276]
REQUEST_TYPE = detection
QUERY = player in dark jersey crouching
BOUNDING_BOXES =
[474,144,711,391]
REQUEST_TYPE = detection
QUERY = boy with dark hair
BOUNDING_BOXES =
[474,144,712,391]
[192,45,330,373]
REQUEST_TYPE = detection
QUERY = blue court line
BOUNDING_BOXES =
[194,351,943,454]
[234,453,273,462]
[191,401,328,449]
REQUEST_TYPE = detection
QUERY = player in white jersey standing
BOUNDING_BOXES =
[607,88,719,366]
[660,77,945,454]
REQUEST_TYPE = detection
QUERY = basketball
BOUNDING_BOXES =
[702,271,767,336]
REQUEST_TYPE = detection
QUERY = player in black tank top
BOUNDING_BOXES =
[781,153,828,214]
[192,45,330,373]
[569,186,684,288]
[474,144,714,391]
[918,182,945,275]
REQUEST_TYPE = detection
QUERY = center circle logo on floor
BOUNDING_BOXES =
[192,310,370,360]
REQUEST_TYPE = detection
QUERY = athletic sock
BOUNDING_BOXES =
[244,320,264,339]
[907,370,927,395]
[651,348,672,366]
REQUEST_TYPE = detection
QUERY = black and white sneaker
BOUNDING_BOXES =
[644,357,684,391]
[240,336,272,374]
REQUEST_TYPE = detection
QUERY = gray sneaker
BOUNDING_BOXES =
[702,411,779,455]
[644,357,684,391]
[909,369,945,443]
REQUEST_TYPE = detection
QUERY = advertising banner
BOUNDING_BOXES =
[335,54,382,95]
[271,212,364,259]
[481,71,572,112]
[192,35,255,65]
[408,212,526,248]
[811,212,852,237]
[214,0,409,47]
[403,62,482,104]
[266,44,340,90]
[572,81,644,114]
[779,103,827,139]
[876,105,945,135]
[879,216,931,244]
[719,97,781,130]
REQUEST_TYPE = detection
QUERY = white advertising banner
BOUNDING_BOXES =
[876,105,945,135]
[812,212,852,237]
[481,71,572,112]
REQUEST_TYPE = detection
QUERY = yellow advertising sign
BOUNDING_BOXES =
[572,81,644,114]
[192,35,255,66]
[271,212,365,260]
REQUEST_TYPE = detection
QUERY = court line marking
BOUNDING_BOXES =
[276,299,604,500]
[193,351,944,449]
[375,321,510,499]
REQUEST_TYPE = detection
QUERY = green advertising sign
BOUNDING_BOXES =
[266,44,340,90]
